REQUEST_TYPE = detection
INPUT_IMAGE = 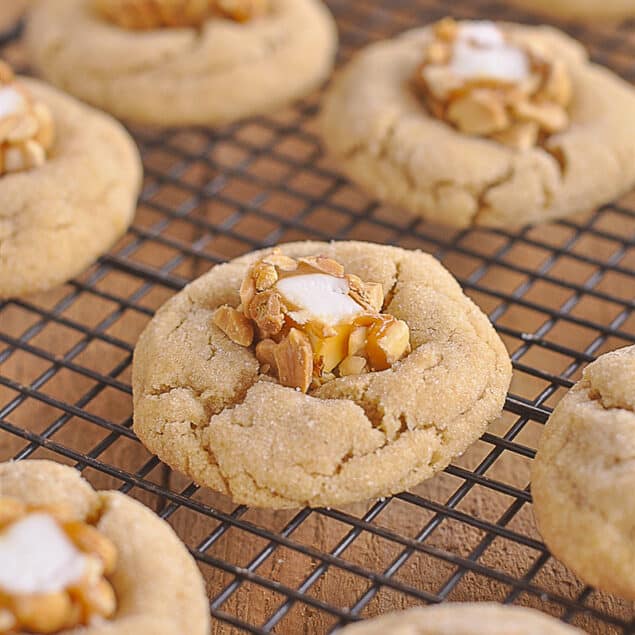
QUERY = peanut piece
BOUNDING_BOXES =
[339,356,367,377]
[11,591,73,634]
[7,114,38,144]
[491,121,539,151]
[0,608,16,632]
[512,100,568,134]
[298,256,345,277]
[348,326,368,357]
[239,273,256,311]
[64,522,118,576]
[447,90,510,135]
[434,17,459,41]
[255,338,276,368]
[247,290,285,338]
[539,60,572,107]
[262,251,298,272]
[378,319,410,366]
[424,41,451,65]
[253,262,278,291]
[273,328,313,393]
[71,578,116,621]
[347,274,384,312]
[213,305,254,347]
[217,0,267,21]
[421,65,462,101]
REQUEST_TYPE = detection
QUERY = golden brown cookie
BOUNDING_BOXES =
[25,0,338,126]
[132,241,512,509]
[0,77,142,298]
[320,21,635,228]
[0,459,210,635]
[337,603,584,634]
[532,345,635,600]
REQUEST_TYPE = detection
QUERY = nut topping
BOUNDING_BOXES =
[0,498,118,635]
[273,329,313,393]
[0,62,54,177]
[214,305,255,347]
[94,0,268,29]
[210,249,411,392]
[415,18,572,149]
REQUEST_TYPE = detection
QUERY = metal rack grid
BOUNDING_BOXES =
[0,1,634,633]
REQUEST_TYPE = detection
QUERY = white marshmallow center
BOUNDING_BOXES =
[449,21,529,83]
[276,274,363,326]
[0,86,25,118]
[0,513,87,595]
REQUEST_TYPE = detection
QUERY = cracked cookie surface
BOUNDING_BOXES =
[532,345,635,599]
[25,0,337,126]
[0,460,210,635]
[132,241,512,509]
[320,24,635,228]
[0,78,142,298]
[337,603,583,634]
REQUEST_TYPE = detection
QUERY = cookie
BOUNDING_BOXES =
[511,0,635,19]
[25,0,338,126]
[132,241,511,509]
[532,345,635,599]
[320,19,635,228]
[0,459,210,635]
[0,74,142,298]
[336,603,583,634]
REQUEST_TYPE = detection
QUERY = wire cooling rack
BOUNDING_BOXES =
[1,1,634,633]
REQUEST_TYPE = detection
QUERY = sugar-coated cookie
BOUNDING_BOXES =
[532,345,635,599]
[0,460,210,635]
[132,241,511,509]
[25,0,338,126]
[0,73,141,298]
[337,603,584,634]
[321,20,635,227]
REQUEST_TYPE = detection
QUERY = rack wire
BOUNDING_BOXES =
[1,1,634,633]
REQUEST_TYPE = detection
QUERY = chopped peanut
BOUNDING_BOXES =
[212,250,412,391]
[339,356,368,377]
[0,61,55,177]
[214,305,254,347]
[273,329,313,393]
[415,18,572,149]
[0,500,118,634]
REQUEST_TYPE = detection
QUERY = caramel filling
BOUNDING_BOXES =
[414,18,572,150]
[213,250,412,393]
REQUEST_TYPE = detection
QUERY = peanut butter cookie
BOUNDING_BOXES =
[25,0,337,126]
[532,345,635,600]
[321,19,635,227]
[337,603,583,634]
[0,65,142,298]
[0,459,210,635]
[132,241,512,509]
